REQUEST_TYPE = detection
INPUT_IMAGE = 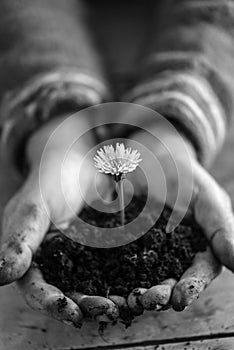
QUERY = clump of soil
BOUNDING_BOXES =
[36,195,207,300]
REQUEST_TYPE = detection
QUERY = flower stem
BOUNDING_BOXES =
[116,180,125,226]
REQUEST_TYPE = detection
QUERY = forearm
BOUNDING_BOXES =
[0,0,107,97]
[123,0,234,167]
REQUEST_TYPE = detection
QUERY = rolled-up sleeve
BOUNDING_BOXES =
[123,0,234,167]
[0,0,109,170]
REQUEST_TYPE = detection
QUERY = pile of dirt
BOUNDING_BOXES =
[36,195,207,299]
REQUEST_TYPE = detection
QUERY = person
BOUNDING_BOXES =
[0,0,234,328]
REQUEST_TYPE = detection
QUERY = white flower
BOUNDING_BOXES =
[94,143,141,179]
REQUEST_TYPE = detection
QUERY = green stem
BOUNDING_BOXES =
[116,179,125,226]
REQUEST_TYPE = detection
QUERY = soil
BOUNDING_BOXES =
[36,195,208,305]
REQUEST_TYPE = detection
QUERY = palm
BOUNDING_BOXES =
[124,127,234,311]
[0,115,118,327]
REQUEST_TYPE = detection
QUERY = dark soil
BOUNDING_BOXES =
[36,195,208,302]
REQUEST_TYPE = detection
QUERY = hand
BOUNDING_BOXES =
[124,122,234,312]
[0,114,119,327]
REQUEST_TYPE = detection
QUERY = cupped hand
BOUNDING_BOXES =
[0,114,119,327]
[124,122,234,313]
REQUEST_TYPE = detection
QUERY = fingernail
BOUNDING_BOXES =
[0,258,6,268]
[0,254,30,286]
[127,288,147,316]
[0,257,12,285]
[173,305,187,312]
[73,321,83,329]
[70,308,83,329]
[109,295,134,325]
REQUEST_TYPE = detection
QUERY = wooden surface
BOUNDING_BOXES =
[120,338,234,350]
[1,268,234,350]
[1,2,234,349]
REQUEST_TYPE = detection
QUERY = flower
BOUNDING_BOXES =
[94,143,141,180]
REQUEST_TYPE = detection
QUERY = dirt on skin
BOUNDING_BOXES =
[36,195,208,302]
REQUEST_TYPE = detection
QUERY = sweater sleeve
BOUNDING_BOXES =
[123,0,234,167]
[0,0,109,172]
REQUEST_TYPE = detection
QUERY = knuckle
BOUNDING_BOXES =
[19,202,43,221]
[141,285,171,310]
[3,192,43,229]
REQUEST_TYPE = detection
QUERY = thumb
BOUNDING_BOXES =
[193,163,234,272]
[39,148,112,228]
[0,148,96,285]
[0,173,50,285]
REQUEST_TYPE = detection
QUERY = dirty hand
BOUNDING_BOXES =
[125,122,234,313]
[0,114,119,327]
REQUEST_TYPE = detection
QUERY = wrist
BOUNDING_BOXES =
[26,113,95,170]
[128,122,197,162]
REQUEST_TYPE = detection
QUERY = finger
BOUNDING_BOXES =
[36,136,112,227]
[0,188,50,285]
[140,279,177,311]
[109,295,134,326]
[171,247,221,311]
[17,264,83,328]
[67,292,119,323]
[0,144,97,285]
[38,144,112,235]
[193,163,234,271]
[42,233,120,324]
[127,288,147,316]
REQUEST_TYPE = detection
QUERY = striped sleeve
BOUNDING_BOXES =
[123,0,234,167]
[0,0,110,174]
